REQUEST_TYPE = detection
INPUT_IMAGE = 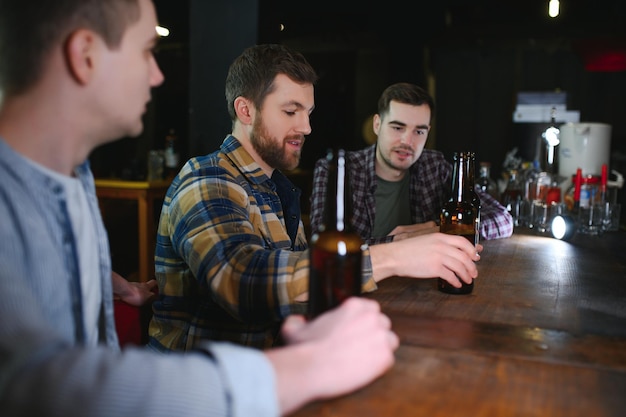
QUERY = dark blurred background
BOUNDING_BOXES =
[90,0,626,277]
[91,0,626,180]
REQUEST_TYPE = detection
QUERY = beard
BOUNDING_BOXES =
[378,144,416,171]
[250,114,304,171]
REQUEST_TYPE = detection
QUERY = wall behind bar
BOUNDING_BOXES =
[90,0,626,183]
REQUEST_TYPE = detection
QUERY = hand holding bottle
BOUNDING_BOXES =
[270,297,398,415]
[369,232,481,287]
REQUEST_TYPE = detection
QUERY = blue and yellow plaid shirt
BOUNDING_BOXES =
[148,136,376,351]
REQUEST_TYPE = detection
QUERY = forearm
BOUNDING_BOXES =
[265,343,320,415]
[189,240,310,321]
[367,243,397,283]
[111,271,129,298]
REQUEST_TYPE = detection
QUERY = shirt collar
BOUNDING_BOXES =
[221,135,271,186]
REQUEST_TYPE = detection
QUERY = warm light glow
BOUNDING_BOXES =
[548,0,560,18]
[156,25,170,37]
[337,241,347,256]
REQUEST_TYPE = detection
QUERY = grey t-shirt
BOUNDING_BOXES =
[372,174,411,238]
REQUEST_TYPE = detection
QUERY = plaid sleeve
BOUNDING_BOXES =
[309,157,329,236]
[476,186,514,240]
[163,163,310,324]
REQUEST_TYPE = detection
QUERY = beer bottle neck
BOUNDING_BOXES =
[323,149,353,232]
[451,154,467,202]
[451,152,477,203]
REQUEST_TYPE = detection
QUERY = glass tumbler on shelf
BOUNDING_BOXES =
[602,202,621,232]
[147,150,164,181]
[578,204,605,235]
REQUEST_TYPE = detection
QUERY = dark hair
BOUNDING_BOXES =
[0,0,140,96]
[377,82,435,120]
[225,44,318,123]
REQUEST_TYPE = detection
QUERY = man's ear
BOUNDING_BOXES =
[372,113,381,135]
[64,29,98,85]
[234,97,254,125]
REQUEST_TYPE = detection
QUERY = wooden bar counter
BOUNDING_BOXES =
[293,230,626,417]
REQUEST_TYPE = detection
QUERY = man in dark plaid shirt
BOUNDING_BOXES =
[310,83,513,246]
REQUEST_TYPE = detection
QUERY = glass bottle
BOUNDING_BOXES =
[164,128,180,180]
[466,152,481,246]
[500,169,523,226]
[439,151,478,295]
[308,149,364,319]
[477,161,499,201]
[540,107,560,175]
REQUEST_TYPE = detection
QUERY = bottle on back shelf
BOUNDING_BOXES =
[164,128,180,180]
[308,149,364,319]
[500,169,523,226]
[439,151,479,295]
[477,161,499,201]
[540,107,561,175]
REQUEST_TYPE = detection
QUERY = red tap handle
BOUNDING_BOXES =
[601,164,608,191]
[574,168,582,203]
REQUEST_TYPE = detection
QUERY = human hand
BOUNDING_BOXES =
[370,232,482,287]
[112,271,158,307]
[388,221,439,241]
[267,298,398,415]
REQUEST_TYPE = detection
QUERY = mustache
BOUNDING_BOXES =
[392,145,414,154]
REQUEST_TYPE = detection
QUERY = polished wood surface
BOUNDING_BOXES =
[95,179,170,282]
[293,230,626,417]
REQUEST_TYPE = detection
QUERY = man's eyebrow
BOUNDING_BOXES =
[284,100,315,112]
[388,120,429,130]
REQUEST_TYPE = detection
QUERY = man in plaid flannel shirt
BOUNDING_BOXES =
[310,83,513,246]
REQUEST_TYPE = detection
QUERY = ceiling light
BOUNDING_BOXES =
[156,25,170,37]
[548,0,560,18]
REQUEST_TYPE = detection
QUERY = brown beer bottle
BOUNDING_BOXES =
[438,151,480,294]
[466,151,481,247]
[308,149,363,319]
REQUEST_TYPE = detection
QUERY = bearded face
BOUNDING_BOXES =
[250,111,305,171]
